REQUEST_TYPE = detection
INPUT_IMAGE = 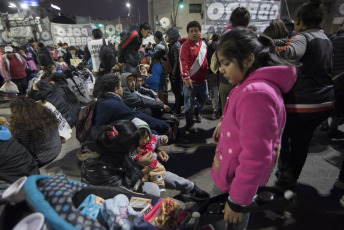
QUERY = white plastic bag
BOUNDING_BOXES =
[0,81,19,93]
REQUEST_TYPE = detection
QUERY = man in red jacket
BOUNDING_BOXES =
[179,21,208,132]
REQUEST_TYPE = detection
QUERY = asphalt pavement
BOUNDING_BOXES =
[1,93,343,230]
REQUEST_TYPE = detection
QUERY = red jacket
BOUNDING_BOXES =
[179,38,208,84]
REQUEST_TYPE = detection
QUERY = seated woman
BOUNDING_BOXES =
[10,97,62,167]
[0,119,39,190]
[78,120,209,200]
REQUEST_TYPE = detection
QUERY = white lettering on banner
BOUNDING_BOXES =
[204,0,280,34]
[51,23,93,46]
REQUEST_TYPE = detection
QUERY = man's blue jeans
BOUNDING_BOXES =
[183,82,207,127]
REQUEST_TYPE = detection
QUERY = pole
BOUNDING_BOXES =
[284,0,291,20]
[138,8,141,24]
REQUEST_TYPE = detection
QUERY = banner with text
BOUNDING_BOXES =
[51,23,93,47]
[203,0,281,34]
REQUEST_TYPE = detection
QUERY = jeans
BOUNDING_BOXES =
[208,73,220,113]
[12,77,28,95]
[183,82,207,127]
[277,110,332,182]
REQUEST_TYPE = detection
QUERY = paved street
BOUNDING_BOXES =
[1,93,344,229]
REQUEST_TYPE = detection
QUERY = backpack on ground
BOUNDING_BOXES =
[75,100,97,143]
[99,39,117,72]
[161,111,180,144]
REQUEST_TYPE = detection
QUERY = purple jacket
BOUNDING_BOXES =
[211,66,297,205]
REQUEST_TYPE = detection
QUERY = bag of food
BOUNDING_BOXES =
[0,81,19,94]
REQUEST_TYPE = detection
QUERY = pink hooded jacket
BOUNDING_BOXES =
[211,65,297,206]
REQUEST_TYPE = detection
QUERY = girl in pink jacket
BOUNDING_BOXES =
[211,28,297,228]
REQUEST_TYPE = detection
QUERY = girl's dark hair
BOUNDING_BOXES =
[217,28,291,77]
[98,120,140,157]
[263,19,289,39]
[10,96,58,141]
[211,33,220,42]
[138,128,149,138]
[50,73,79,105]
[296,0,324,29]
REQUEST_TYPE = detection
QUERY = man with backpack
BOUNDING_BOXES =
[83,29,117,97]
[1,46,28,95]
[118,23,151,73]
[37,42,54,68]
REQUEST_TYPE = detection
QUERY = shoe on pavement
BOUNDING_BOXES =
[211,112,220,120]
[179,185,210,202]
[329,129,344,139]
[275,170,297,191]
[334,178,344,190]
[195,114,202,123]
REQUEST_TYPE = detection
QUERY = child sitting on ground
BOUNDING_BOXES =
[132,118,168,192]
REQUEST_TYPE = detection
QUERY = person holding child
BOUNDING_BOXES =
[211,28,297,228]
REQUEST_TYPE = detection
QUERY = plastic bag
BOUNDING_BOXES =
[0,81,19,93]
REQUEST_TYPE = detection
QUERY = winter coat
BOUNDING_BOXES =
[179,38,208,84]
[0,126,39,183]
[1,53,27,80]
[94,93,170,135]
[211,66,297,206]
[118,26,142,67]
[36,79,80,128]
[37,47,54,67]
[145,64,166,91]
[16,123,62,167]
[331,31,344,77]
[78,126,143,190]
[280,29,334,112]
[166,27,181,78]
[121,73,164,111]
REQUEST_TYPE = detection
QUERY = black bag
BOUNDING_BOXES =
[161,112,180,144]
[37,49,52,67]
[99,39,117,72]
[75,100,97,143]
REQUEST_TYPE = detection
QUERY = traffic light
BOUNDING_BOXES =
[179,0,184,9]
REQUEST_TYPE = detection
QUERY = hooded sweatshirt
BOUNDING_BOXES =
[145,64,165,91]
[166,27,181,78]
[121,72,164,111]
[211,66,297,206]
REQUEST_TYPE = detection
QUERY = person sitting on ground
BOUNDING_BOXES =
[0,117,39,189]
[78,119,209,200]
[10,97,62,167]
[136,74,161,102]
[63,46,82,67]
[132,118,168,192]
[121,72,170,118]
[94,73,171,136]
[57,57,68,71]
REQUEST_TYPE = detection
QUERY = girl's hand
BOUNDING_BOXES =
[157,151,169,162]
[162,135,168,145]
[212,122,222,144]
[223,202,243,224]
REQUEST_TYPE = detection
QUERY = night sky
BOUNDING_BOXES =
[45,0,148,23]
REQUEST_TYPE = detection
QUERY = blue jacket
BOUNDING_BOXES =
[146,64,166,91]
[94,93,170,134]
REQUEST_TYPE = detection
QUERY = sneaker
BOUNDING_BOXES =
[334,178,344,190]
[329,129,344,139]
[195,114,202,123]
[275,171,297,191]
[179,185,210,202]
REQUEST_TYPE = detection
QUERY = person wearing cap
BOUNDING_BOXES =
[1,46,28,95]
[118,23,152,73]
[121,72,170,118]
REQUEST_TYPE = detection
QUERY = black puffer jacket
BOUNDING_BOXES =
[0,136,39,184]
[166,27,181,78]
[77,126,143,191]
[36,79,80,128]
[331,31,344,77]
[118,25,142,67]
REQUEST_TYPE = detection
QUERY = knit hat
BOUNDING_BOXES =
[166,27,180,45]
[5,46,13,53]
[154,31,163,41]
[132,118,152,139]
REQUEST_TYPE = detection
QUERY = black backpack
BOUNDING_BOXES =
[99,39,117,72]
[37,49,52,67]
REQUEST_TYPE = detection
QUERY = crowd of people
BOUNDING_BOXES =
[0,0,344,229]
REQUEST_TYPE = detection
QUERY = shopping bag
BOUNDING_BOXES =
[0,81,19,94]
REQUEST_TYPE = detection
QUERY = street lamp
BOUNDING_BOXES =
[9,3,20,13]
[20,3,29,10]
[126,2,131,24]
